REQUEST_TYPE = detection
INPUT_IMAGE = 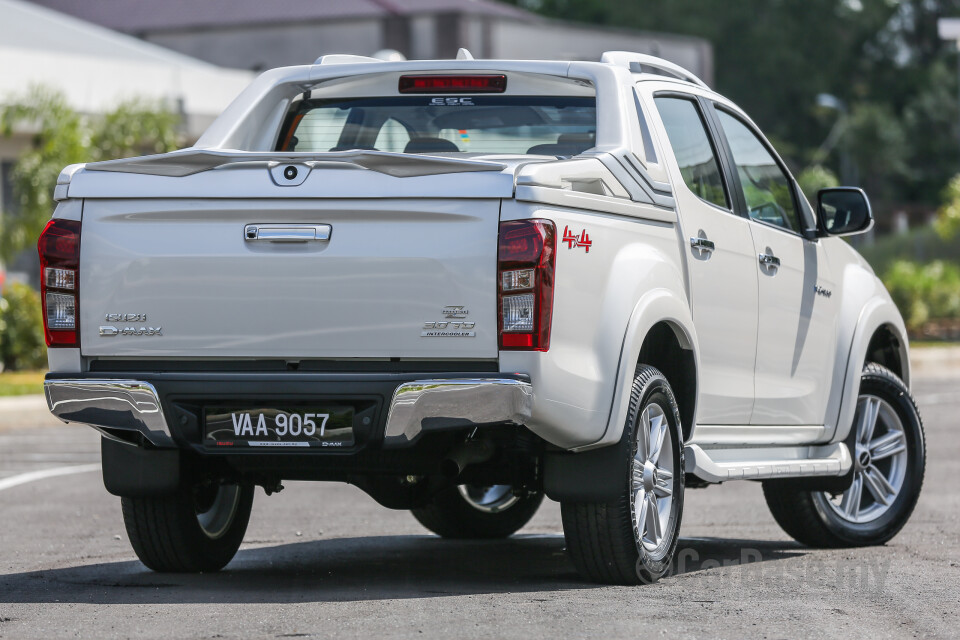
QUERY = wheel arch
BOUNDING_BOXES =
[832,298,910,443]
[637,321,697,443]
[586,288,699,451]
[865,323,907,383]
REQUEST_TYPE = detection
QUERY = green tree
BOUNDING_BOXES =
[504,0,960,214]
[936,173,960,239]
[0,87,87,262]
[92,99,180,160]
[797,165,840,202]
[0,87,181,262]
[845,102,910,203]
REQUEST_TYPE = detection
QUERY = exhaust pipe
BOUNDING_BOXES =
[442,439,494,478]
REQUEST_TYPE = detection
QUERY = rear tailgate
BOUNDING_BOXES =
[75,165,511,359]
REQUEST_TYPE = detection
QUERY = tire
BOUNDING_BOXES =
[412,484,543,539]
[763,363,925,548]
[121,482,255,572]
[560,365,685,584]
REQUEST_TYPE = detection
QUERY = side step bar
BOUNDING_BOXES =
[684,443,852,483]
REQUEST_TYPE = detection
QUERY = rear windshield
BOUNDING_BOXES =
[276,96,596,156]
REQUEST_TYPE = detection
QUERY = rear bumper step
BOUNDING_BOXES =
[684,443,852,483]
[44,374,532,449]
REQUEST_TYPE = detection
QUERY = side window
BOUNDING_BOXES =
[716,110,800,233]
[654,97,729,209]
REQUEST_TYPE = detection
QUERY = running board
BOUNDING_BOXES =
[684,443,851,483]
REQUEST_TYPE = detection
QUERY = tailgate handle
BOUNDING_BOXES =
[244,224,331,242]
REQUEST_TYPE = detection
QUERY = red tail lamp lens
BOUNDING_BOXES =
[38,218,81,348]
[399,75,507,94]
[497,219,556,352]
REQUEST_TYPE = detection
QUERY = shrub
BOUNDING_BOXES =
[883,260,960,332]
[797,164,839,202]
[936,173,960,240]
[0,282,47,371]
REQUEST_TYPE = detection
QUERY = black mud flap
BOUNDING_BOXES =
[542,440,627,502]
[101,437,180,497]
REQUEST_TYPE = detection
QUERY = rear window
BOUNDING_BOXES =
[276,96,597,156]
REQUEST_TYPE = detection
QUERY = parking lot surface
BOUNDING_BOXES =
[1,375,958,639]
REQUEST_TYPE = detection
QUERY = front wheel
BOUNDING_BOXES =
[121,481,254,572]
[763,363,925,547]
[561,365,685,584]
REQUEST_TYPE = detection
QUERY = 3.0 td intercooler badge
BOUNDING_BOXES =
[422,306,475,337]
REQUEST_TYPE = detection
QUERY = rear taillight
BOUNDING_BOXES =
[38,218,81,348]
[498,219,556,351]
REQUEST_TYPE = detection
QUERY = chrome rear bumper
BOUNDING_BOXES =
[383,378,533,446]
[44,376,533,449]
[45,379,174,447]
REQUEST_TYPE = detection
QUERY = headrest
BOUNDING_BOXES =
[403,137,460,153]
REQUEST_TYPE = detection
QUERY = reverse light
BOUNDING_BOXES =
[399,75,507,94]
[38,218,81,347]
[497,219,556,351]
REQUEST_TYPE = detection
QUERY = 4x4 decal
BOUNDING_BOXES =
[562,226,592,252]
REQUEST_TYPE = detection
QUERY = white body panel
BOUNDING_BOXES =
[667,166,758,425]
[748,222,839,425]
[49,54,912,475]
[79,193,501,359]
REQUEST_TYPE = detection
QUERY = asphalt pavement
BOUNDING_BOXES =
[0,375,958,640]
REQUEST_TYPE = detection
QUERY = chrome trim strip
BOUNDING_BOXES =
[684,443,852,483]
[44,379,174,447]
[384,378,533,446]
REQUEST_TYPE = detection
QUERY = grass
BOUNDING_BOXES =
[910,341,960,349]
[0,370,46,397]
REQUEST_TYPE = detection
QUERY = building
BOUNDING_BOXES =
[22,0,713,83]
[0,0,254,285]
[2,0,712,286]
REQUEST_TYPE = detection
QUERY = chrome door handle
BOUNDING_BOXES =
[244,224,331,242]
[690,237,716,254]
[758,253,781,268]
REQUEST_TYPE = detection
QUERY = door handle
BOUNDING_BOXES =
[244,224,331,242]
[758,253,781,268]
[690,237,716,255]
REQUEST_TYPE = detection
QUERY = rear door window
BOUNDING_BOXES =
[654,97,729,209]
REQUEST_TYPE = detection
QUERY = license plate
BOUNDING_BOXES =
[204,405,355,448]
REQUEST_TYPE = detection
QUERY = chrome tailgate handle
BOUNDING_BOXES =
[244,224,331,242]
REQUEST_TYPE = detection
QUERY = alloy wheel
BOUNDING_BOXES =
[630,403,675,551]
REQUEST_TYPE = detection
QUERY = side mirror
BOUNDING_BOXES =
[817,187,873,236]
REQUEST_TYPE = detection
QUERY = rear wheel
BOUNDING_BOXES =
[121,481,254,572]
[412,484,543,539]
[561,365,685,584]
[763,363,925,547]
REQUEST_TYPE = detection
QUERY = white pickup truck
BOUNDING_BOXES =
[42,51,925,584]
